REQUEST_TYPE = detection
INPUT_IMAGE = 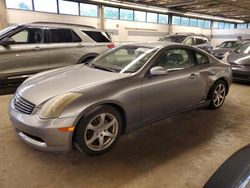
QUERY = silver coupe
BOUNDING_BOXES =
[9,42,232,155]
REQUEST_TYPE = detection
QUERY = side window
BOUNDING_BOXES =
[195,51,209,65]
[50,29,73,43]
[10,28,43,44]
[156,48,195,70]
[183,37,194,45]
[82,31,111,42]
[196,38,206,45]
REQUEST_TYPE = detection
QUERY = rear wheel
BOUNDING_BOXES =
[208,80,227,109]
[74,105,122,155]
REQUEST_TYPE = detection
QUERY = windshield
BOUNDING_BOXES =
[218,41,242,48]
[0,25,17,36]
[159,35,186,43]
[234,43,250,54]
[90,45,157,73]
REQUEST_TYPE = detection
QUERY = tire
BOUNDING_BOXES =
[74,105,122,155]
[208,80,227,109]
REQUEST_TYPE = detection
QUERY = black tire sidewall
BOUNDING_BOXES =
[74,105,122,155]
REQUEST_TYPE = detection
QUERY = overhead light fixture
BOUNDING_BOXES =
[183,12,244,23]
[89,0,169,13]
[90,0,244,23]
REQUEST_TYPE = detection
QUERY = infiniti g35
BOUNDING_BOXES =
[9,42,232,155]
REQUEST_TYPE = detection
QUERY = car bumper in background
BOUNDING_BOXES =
[8,100,77,152]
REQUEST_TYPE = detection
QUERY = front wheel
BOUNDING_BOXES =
[208,80,227,109]
[74,105,122,155]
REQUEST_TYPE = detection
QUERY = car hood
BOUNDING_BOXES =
[17,65,129,105]
[227,52,250,64]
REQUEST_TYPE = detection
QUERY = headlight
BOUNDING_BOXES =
[39,93,82,119]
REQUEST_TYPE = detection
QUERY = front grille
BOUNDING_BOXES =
[13,94,36,115]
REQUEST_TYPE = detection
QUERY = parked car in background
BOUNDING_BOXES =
[159,33,213,53]
[212,40,250,59]
[204,144,250,188]
[223,42,250,82]
[9,42,232,155]
[0,22,114,89]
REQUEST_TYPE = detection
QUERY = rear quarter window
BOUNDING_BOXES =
[195,51,209,64]
[196,38,207,45]
[82,30,111,42]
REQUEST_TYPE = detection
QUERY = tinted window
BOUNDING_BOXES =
[156,49,194,70]
[195,52,209,64]
[219,41,241,48]
[82,31,110,42]
[196,38,207,45]
[10,28,43,44]
[50,29,73,43]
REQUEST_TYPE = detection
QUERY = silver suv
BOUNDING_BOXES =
[0,22,114,89]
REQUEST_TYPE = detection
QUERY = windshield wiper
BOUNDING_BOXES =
[90,64,117,72]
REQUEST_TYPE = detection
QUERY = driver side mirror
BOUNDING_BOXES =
[150,66,168,76]
[0,38,16,46]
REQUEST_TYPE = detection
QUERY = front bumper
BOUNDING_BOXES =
[231,66,250,82]
[9,100,77,152]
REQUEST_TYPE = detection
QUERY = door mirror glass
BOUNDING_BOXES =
[0,38,16,46]
[150,66,168,76]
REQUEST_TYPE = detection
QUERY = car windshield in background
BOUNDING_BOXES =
[0,25,17,36]
[234,43,250,54]
[218,41,242,48]
[159,35,186,43]
[91,46,157,73]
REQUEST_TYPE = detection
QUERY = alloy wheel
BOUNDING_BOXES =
[84,113,118,151]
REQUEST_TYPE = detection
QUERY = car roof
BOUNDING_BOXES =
[20,22,104,31]
[121,41,188,49]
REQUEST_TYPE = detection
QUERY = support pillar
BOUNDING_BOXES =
[0,0,8,29]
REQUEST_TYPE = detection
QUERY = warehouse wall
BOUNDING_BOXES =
[5,9,250,46]
[6,9,169,43]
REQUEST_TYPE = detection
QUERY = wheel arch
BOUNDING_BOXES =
[73,101,128,139]
[207,77,229,100]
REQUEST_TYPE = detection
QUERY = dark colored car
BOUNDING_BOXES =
[204,144,250,188]
[159,33,213,53]
[213,40,249,59]
[223,42,250,82]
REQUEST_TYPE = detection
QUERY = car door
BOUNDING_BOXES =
[47,28,84,69]
[0,27,49,80]
[142,47,204,121]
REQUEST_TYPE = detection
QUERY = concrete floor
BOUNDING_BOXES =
[0,83,249,188]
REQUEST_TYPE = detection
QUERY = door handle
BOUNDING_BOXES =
[189,73,198,79]
[77,44,85,48]
[33,46,41,50]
